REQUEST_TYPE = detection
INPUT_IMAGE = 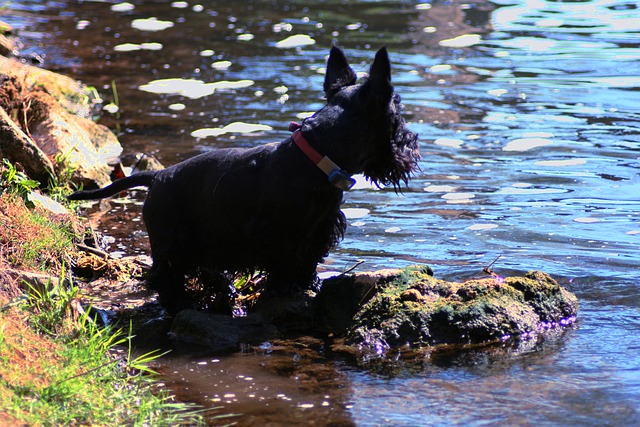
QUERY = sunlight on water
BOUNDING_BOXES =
[130,17,174,32]
[111,3,134,13]
[113,42,163,52]
[439,34,482,48]
[138,78,255,99]
[502,137,553,152]
[275,34,317,48]
[191,122,273,138]
[10,0,640,424]
[342,208,370,220]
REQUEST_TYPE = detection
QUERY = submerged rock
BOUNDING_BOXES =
[169,310,277,352]
[318,266,578,352]
[316,268,409,334]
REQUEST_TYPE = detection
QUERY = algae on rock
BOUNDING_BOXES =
[320,266,578,352]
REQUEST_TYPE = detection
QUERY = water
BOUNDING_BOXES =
[8,0,640,425]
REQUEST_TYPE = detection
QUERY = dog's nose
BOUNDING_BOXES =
[289,121,302,132]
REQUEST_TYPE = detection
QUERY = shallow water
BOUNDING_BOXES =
[7,0,640,425]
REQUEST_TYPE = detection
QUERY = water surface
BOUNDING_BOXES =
[7,0,640,425]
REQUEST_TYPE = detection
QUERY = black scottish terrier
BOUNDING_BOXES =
[69,47,420,314]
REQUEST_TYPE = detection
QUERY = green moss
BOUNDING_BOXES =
[345,267,578,351]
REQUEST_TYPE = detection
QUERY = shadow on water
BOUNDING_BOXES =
[7,0,640,425]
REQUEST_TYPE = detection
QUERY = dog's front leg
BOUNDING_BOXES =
[264,258,320,296]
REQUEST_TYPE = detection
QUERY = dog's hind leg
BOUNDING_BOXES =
[146,259,190,315]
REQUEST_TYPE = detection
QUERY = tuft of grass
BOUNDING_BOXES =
[1,143,80,206]
[48,150,80,202]
[0,189,206,426]
[0,273,204,426]
[0,158,40,206]
[0,159,82,273]
[108,79,122,133]
[22,266,79,337]
[0,192,77,272]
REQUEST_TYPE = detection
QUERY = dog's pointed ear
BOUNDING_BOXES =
[370,47,392,87]
[324,46,357,99]
[362,47,393,109]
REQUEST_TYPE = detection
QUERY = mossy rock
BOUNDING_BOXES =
[319,266,578,352]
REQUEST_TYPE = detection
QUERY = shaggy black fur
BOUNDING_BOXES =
[69,47,420,314]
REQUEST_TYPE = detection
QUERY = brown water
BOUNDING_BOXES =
[6,0,640,425]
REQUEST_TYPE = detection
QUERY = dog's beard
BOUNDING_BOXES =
[362,97,420,191]
[363,128,420,191]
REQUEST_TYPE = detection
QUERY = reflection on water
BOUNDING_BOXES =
[156,338,358,426]
[8,0,640,425]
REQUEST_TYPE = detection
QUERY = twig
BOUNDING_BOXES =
[129,257,152,271]
[76,244,151,272]
[482,254,502,277]
[342,260,365,276]
[76,243,110,258]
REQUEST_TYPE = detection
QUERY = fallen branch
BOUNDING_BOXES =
[76,243,109,258]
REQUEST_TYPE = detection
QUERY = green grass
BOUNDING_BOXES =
[0,158,40,205]
[0,274,205,426]
[0,159,78,271]
[1,150,81,205]
[0,188,206,426]
[0,193,77,272]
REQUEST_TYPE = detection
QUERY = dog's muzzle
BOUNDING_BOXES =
[289,122,356,191]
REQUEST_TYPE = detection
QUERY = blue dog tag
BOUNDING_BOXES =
[329,170,356,191]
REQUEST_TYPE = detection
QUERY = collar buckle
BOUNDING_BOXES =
[328,169,356,191]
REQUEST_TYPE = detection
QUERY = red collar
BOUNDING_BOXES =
[289,122,355,191]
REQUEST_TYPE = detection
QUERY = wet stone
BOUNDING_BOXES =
[317,266,578,353]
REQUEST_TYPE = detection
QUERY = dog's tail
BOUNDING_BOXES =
[68,171,157,201]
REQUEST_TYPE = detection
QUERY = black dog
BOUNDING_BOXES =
[69,47,420,314]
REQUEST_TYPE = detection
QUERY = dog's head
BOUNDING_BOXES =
[301,46,420,190]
